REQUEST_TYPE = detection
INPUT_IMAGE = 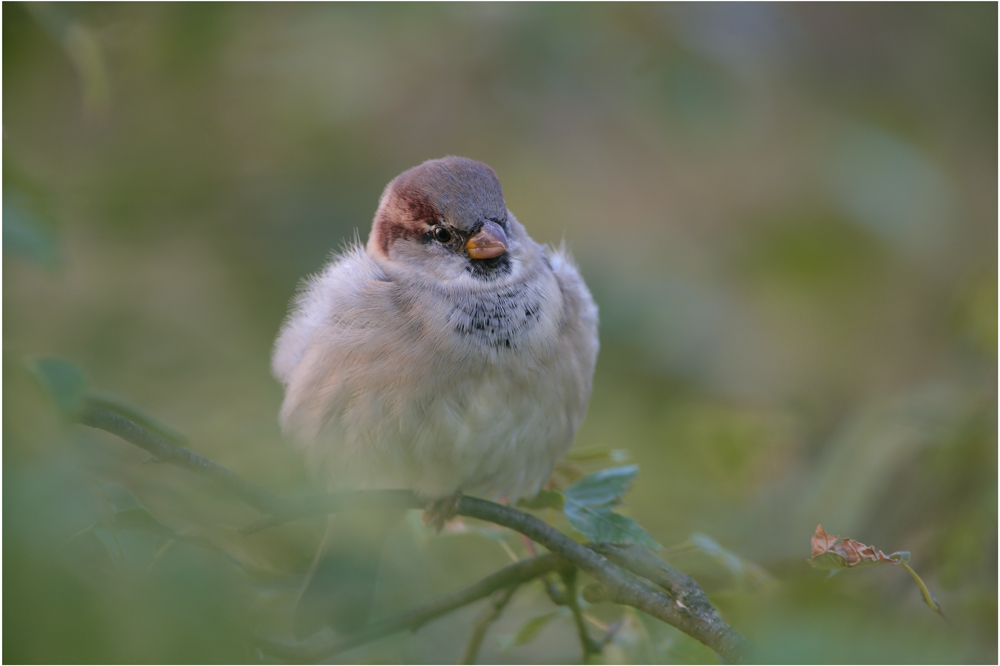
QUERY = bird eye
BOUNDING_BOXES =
[432,226,452,243]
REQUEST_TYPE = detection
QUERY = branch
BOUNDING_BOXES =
[246,494,752,662]
[79,401,752,664]
[80,402,283,513]
[461,498,752,663]
[256,554,564,663]
[591,543,753,663]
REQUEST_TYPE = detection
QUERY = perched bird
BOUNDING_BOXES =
[272,156,598,631]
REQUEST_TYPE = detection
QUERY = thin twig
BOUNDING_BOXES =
[80,402,282,513]
[597,617,625,649]
[540,574,566,605]
[461,584,520,664]
[560,568,600,659]
[255,554,564,663]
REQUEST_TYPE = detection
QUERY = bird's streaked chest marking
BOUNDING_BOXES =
[449,285,543,350]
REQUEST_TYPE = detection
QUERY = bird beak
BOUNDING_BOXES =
[466,220,508,260]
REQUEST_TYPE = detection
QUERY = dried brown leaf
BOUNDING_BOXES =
[807,524,944,616]
[808,524,904,568]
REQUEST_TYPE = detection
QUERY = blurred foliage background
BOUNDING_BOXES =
[4,3,996,664]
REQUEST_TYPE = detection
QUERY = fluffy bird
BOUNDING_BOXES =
[273,156,599,504]
[272,157,598,631]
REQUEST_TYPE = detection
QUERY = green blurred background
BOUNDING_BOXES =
[4,3,996,663]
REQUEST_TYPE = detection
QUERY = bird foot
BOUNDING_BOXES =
[422,491,463,532]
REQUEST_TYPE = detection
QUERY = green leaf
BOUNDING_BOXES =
[100,482,173,536]
[565,465,638,507]
[518,489,564,511]
[24,4,111,120]
[98,482,227,560]
[498,610,564,652]
[3,182,59,269]
[27,357,189,441]
[27,357,88,421]
[565,446,631,464]
[93,527,125,568]
[807,552,851,571]
[512,610,561,646]
[684,533,772,588]
[564,508,660,549]
[113,507,173,535]
[609,449,631,463]
[3,196,58,268]
[563,465,660,548]
[101,481,144,513]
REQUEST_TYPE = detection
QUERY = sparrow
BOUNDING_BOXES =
[271,156,598,632]
[273,156,599,504]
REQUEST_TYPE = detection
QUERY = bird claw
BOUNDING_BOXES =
[422,492,463,532]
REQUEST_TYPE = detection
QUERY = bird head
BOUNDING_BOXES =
[368,157,516,281]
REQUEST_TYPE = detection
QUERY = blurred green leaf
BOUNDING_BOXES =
[97,482,231,565]
[736,210,887,297]
[27,355,189,442]
[110,509,174,537]
[64,23,111,119]
[953,270,997,358]
[27,357,88,421]
[25,3,111,120]
[564,465,639,507]
[100,482,173,535]
[670,533,772,589]
[563,466,660,548]
[101,481,145,514]
[499,609,564,652]
[3,190,59,269]
[93,527,125,568]
[518,489,564,511]
[566,510,659,550]
[565,446,631,464]
[511,610,560,647]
